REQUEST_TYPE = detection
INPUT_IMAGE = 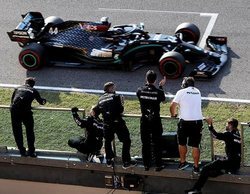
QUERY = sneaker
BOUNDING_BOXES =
[122,160,137,169]
[106,159,114,168]
[178,162,189,170]
[155,165,165,172]
[86,154,94,162]
[185,189,202,194]
[193,166,200,175]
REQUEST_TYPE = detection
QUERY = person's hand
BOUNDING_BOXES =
[71,107,79,113]
[205,117,213,126]
[159,76,167,87]
[41,99,46,105]
[171,114,178,118]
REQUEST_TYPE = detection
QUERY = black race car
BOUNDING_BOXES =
[8,12,228,79]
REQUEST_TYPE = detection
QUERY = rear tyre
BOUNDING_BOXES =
[159,51,185,79]
[175,23,200,45]
[19,43,46,70]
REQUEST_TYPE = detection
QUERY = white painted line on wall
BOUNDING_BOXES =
[1,83,250,104]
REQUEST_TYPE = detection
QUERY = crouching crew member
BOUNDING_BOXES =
[10,77,46,157]
[69,106,104,161]
[95,82,137,169]
[137,70,166,171]
[185,117,241,194]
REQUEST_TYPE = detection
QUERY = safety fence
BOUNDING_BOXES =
[0,105,249,166]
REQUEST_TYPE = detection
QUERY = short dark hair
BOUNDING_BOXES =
[228,118,238,129]
[181,77,195,88]
[25,77,36,87]
[146,70,157,83]
[103,82,115,92]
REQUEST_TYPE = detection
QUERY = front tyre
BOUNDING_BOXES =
[19,43,46,70]
[175,23,200,45]
[159,51,185,79]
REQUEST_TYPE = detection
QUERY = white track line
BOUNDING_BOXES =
[98,8,202,15]
[1,84,250,104]
[199,13,218,48]
[98,8,218,49]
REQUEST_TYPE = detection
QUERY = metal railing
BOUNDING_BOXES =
[241,122,250,166]
[0,105,248,165]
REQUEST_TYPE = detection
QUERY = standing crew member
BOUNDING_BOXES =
[69,106,104,161]
[170,77,203,174]
[95,82,137,169]
[185,117,241,194]
[137,70,166,171]
[10,77,46,157]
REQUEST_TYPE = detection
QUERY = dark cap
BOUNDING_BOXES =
[227,118,238,128]
[25,77,36,87]
[103,82,115,92]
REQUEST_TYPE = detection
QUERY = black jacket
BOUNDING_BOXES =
[72,112,104,139]
[11,84,46,111]
[137,84,165,118]
[96,92,124,122]
[209,125,241,161]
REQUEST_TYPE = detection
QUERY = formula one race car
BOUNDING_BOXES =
[8,12,228,79]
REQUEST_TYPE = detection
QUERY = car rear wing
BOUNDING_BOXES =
[190,36,228,79]
[7,12,44,44]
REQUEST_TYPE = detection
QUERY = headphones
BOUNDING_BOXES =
[181,77,194,88]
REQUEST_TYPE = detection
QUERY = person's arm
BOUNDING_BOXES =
[115,95,124,114]
[206,117,226,141]
[34,89,46,105]
[158,76,166,102]
[71,107,87,128]
[170,101,178,117]
[10,89,17,104]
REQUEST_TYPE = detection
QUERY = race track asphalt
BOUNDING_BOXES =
[0,0,249,100]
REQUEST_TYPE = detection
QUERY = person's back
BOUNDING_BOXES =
[137,70,166,171]
[98,92,123,122]
[170,76,203,174]
[10,77,46,157]
[95,82,136,169]
[174,86,202,121]
[137,84,165,118]
[11,85,36,110]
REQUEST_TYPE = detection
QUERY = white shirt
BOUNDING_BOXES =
[173,86,203,121]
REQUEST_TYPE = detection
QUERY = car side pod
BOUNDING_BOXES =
[190,36,228,79]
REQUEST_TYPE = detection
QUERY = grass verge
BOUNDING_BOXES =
[0,88,249,162]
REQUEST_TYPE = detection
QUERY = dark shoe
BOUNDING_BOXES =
[106,158,114,168]
[122,160,137,169]
[178,161,189,170]
[193,166,200,175]
[95,151,103,158]
[185,189,202,194]
[28,151,37,157]
[144,166,150,171]
[20,150,27,157]
[155,165,165,172]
